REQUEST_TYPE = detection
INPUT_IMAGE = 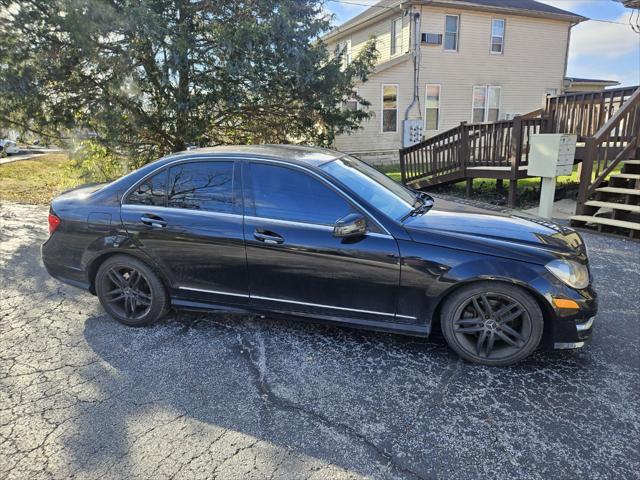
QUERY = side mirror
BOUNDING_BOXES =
[333,213,367,238]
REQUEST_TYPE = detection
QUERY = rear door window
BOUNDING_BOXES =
[126,169,168,206]
[167,161,234,213]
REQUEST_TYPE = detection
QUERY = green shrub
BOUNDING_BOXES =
[69,141,129,183]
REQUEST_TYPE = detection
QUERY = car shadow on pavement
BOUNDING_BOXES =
[75,307,592,478]
[5,205,638,479]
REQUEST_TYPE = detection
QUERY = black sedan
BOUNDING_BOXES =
[42,145,597,366]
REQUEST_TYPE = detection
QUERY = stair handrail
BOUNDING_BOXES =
[592,87,640,141]
[576,86,640,213]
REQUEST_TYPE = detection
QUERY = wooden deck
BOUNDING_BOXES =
[399,86,640,213]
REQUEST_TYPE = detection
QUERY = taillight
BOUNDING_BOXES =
[48,213,61,235]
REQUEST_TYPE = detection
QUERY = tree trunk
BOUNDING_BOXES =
[174,0,190,152]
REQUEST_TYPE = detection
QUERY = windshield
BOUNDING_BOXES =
[319,155,418,220]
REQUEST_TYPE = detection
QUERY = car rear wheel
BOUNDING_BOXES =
[440,282,543,366]
[95,255,169,326]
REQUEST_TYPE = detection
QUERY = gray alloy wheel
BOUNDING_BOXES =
[95,255,169,326]
[440,282,544,366]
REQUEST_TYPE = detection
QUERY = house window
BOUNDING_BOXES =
[344,89,359,111]
[472,86,501,123]
[491,19,505,54]
[391,17,402,55]
[382,84,398,132]
[337,39,352,68]
[545,88,558,97]
[425,85,441,130]
[444,15,459,51]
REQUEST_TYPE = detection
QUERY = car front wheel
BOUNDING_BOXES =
[95,255,169,326]
[440,282,544,366]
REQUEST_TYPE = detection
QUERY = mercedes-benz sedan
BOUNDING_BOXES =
[42,145,597,366]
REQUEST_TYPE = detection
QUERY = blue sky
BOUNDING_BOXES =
[325,0,640,87]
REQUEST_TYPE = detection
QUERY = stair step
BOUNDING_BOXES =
[611,173,640,180]
[571,215,640,231]
[621,160,640,165]
[595,186,640,196]
[584,201,640,213]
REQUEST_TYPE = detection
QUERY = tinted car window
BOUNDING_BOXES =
[320,156,414,220]
[126,169,167,206]
[167,162,233,212]
[249,163,353,225]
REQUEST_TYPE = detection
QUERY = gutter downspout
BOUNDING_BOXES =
[404,8,422,120]
[562,21,578,93]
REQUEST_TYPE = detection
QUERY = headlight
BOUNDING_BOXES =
[545,259,589,290]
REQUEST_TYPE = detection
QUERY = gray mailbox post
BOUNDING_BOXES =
[527,134,577,219]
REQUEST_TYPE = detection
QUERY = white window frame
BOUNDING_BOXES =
[444,14,459,52]
[391,17,403,56]
[381,83,399,133]
[337,38,352,68]
[490,18,505,55]
[425,84,441,131]
[471,85,501,123]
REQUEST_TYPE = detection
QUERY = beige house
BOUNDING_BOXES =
[325,0,586,163]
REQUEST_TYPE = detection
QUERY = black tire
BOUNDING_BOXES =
[95,255,169,327]
[440,282,543,366]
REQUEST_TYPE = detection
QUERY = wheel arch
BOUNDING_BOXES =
[430,277,555,345]
[86,250,170,295]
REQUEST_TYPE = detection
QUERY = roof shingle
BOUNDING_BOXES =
[328,0,584,38]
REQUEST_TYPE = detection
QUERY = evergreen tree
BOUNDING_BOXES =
[0,0,378,160]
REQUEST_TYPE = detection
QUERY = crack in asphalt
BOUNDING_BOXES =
[1,202,639,480]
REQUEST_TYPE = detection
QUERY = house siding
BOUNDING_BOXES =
[343,12,411,65]
[329,5,570,161]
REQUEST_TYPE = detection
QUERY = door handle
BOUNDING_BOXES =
[254,229,284,244]
[140,214,167,228]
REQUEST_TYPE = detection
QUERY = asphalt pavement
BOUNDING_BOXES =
[1,202,638,479]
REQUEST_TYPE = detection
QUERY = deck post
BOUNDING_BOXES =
[508,115,524,207]
[576,137,597,215]
[459,122,469,173]
[466,178,473,197]
[459,122,471,195]
[399,148,406,184]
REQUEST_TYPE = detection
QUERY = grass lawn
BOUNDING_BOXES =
[0,154,83,204]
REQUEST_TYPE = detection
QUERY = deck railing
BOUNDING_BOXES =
[399,113,546,189]
[545,86,637,139]
[399,86,639,209]
[399,125,465,184]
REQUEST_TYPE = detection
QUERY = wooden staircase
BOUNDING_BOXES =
[571,159,640,238]
[570,87,640,239]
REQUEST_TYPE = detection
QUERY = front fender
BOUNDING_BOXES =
[396,240,593,331]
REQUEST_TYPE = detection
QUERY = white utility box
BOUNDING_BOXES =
[526,134,577,219]
[527,134,577,177]
[402,119,424,148]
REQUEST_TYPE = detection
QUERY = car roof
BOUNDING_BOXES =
[165,144,345,167]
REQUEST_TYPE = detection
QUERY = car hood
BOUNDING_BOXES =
[403,198,586,263]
